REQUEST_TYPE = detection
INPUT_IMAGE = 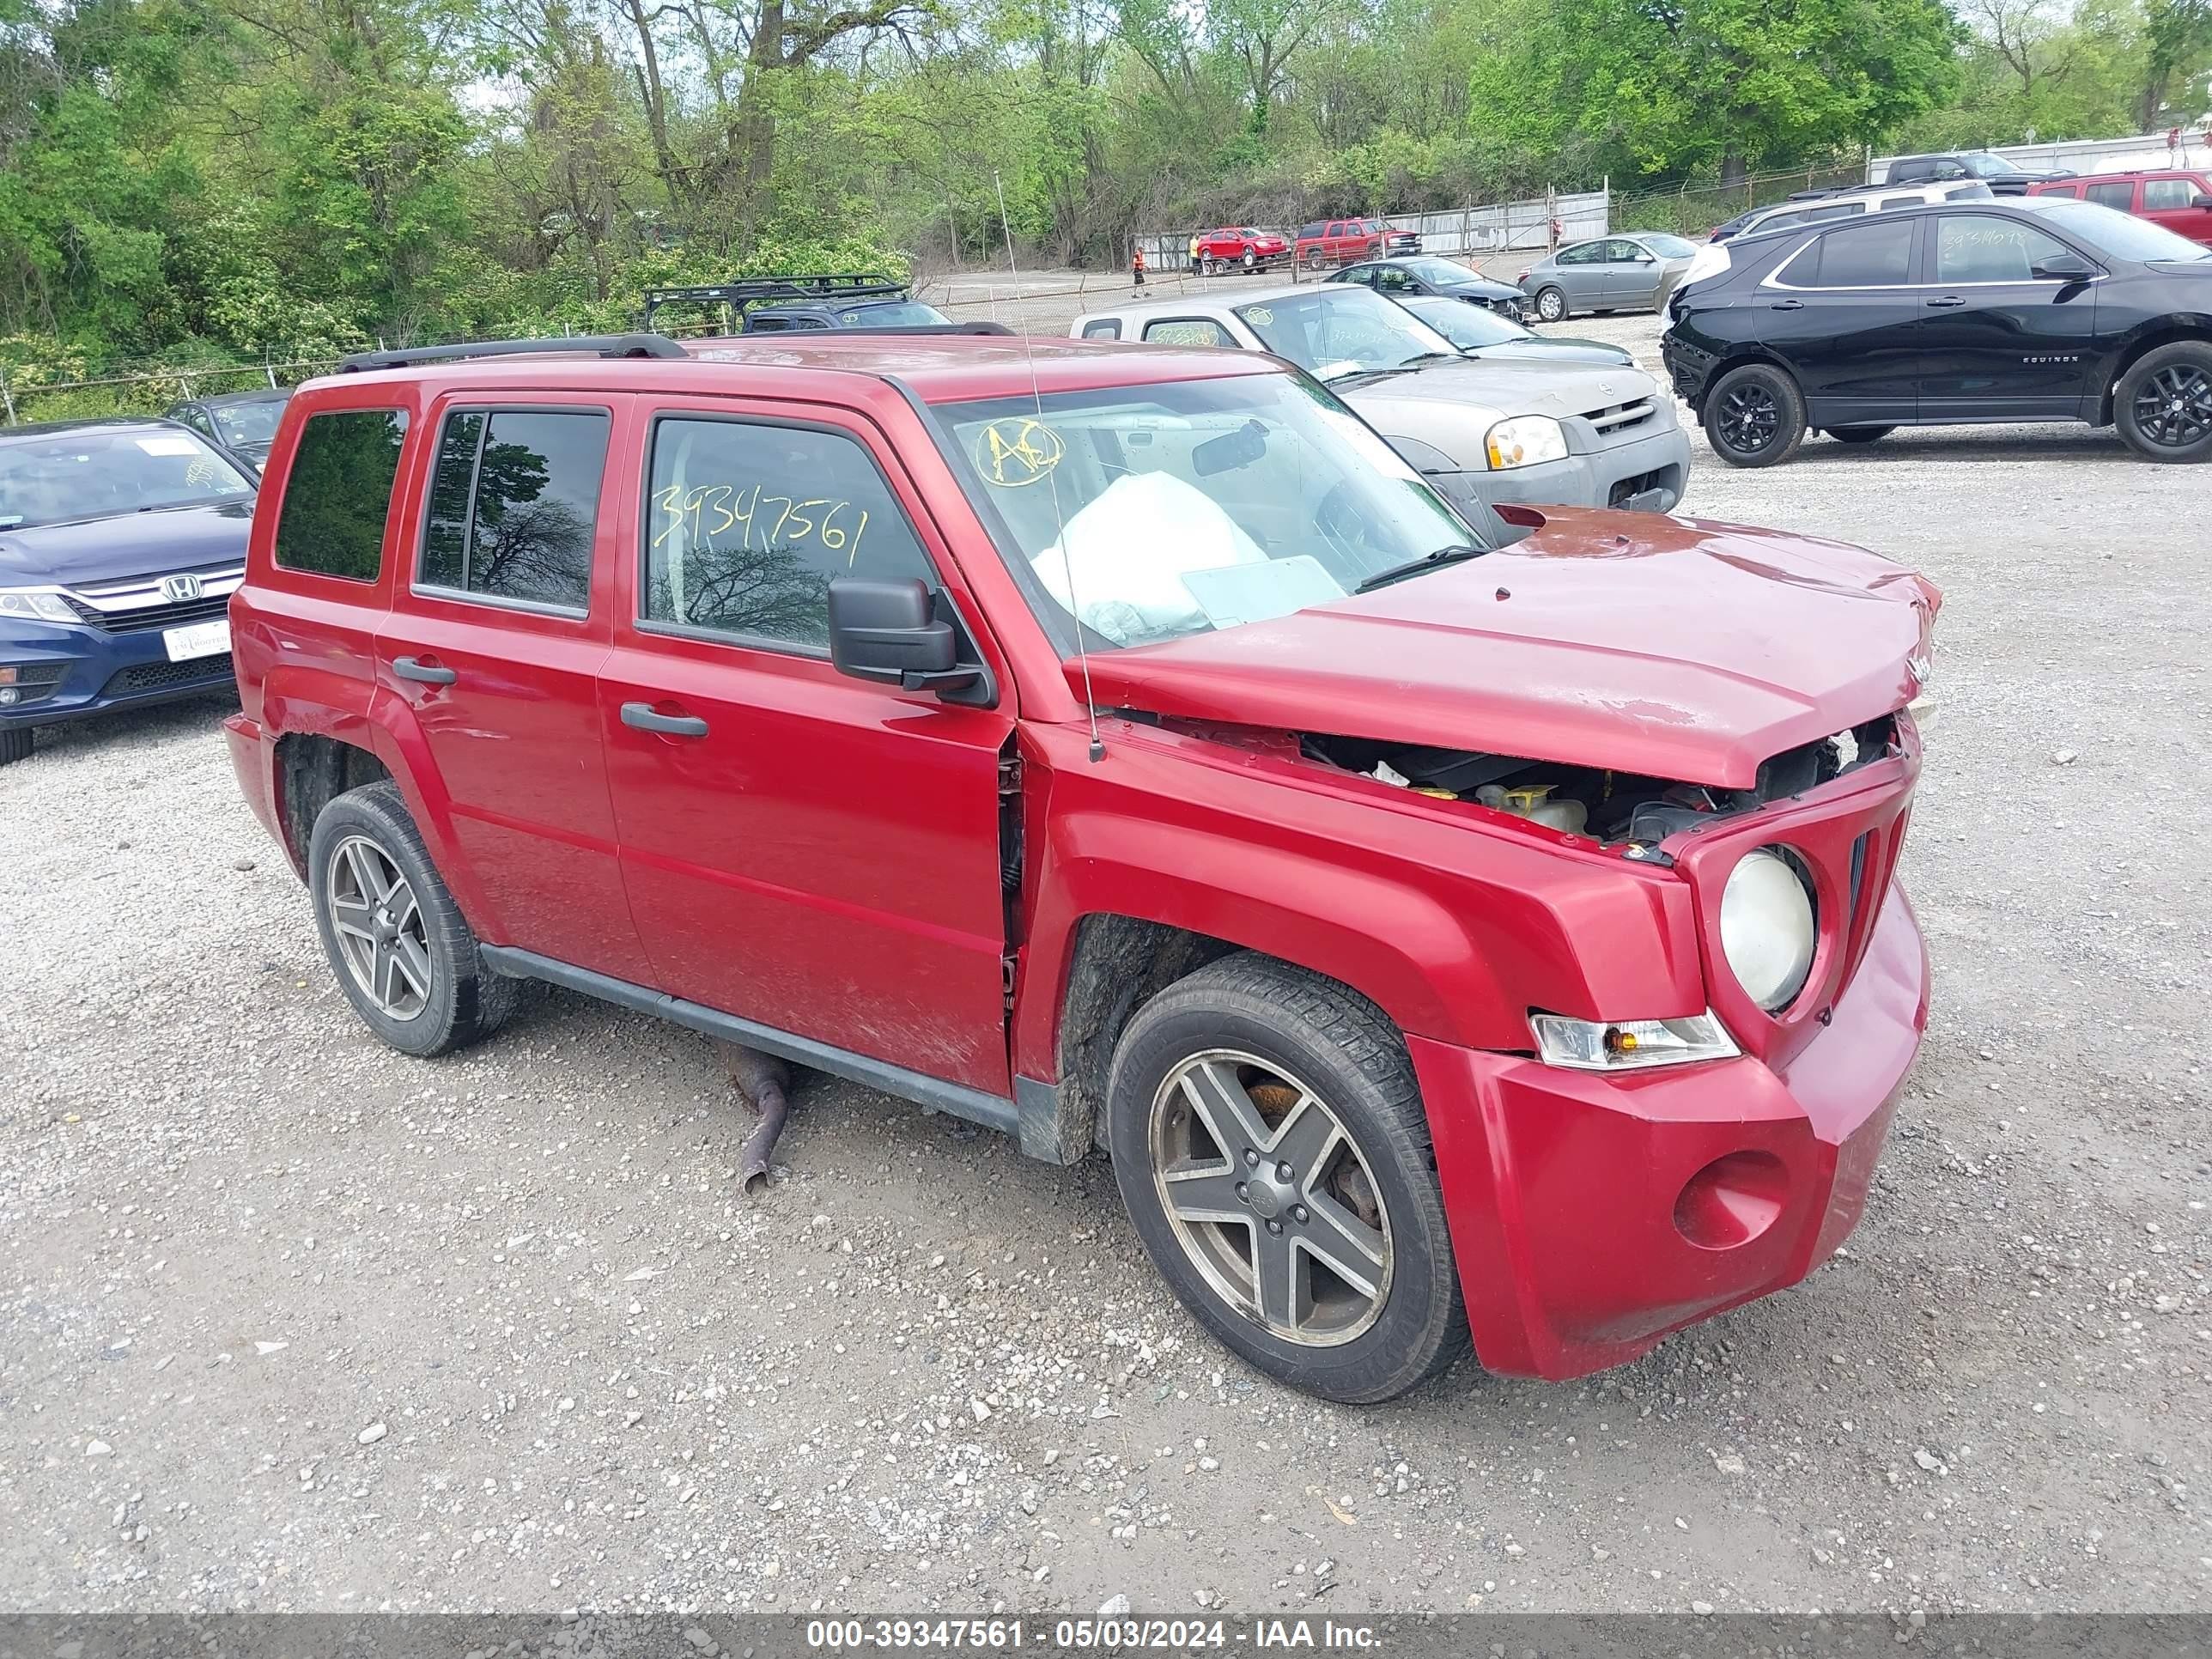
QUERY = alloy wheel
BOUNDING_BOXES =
[1717,381,1781,453]
[325,834,432,1020]
[1537,289,1565,322]
[1147,1051,1393,1346]
[2131,364,2212,449]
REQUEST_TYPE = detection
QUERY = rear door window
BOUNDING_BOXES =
[417,408,611,613]
[1793,217,1916,287]
[2086,181,2136,210]
[272,409,410,581]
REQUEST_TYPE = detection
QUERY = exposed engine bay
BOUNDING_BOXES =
[1298,710,1901,854]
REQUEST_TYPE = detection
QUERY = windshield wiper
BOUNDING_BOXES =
[1354,543,1487,593]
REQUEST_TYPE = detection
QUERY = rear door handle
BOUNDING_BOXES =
[621,702,709,738]
[392,655,456,685]
[1925,295,1969,308]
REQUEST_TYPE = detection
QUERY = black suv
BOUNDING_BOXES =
[641,274,955,335]
[1884,151,2074,195]
[1662,196,2212,465]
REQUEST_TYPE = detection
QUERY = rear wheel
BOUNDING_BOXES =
[1106,953,1469,1402]
[1823,425,1895,444]
[0,727,31,767]
[2115,342,2212,462]
[1534,285,1567,323]
[307,781,518,1056]
[1705,362,1808,468]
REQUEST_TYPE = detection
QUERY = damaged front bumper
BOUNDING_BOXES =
[1413,880,1928,1380]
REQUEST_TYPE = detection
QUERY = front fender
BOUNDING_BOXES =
[1009,719,1703,1083]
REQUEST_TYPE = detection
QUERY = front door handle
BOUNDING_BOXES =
[621,702,709,738]
[1925,295,1969,308]
[392,655,457,685]
[1769,299,1805,311]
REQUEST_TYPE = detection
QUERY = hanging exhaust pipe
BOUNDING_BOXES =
[713,1040,793,1195]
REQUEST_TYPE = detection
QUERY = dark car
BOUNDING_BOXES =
[164,386,291,468]
[1396,293,1635,365]
[1328,256,1528,319]
[642,274,953,335]
[1660,197,2212,466]
[1884,151,2074,195]
[0,417,256,764]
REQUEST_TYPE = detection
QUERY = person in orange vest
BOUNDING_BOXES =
[1132,246,1147,288]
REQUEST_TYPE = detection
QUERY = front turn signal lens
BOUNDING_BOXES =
[1530,1012,1740,1071]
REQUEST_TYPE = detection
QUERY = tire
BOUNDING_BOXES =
[1104,952,1470,1403]
[1241,249,1256,272]
[1534,285,1567,323]
[2114,341,2212,463]
[1304,249,1324,271]
[1823,425,1894,445]
[307,780,519,1057]
[0,726,31,766]
[1704,361,1808,468]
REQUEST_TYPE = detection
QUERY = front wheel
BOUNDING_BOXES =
[307,781,519,1056]
[1105,954,1469,1402]
[1534,285,1567,323]
[1705,362,1808,468]
[2115,342,2212,462]
[1241,248,1256,272]
[1823,425,1894,444]
[0,727,31,766]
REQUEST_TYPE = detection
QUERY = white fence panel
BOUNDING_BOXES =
[1139,187,1610,271]
[1870,125,2210,184]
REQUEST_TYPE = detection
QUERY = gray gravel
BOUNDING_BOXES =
[3,303,2209,1618]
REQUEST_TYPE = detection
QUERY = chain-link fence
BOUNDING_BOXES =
[1609,161,1872,238]
[0,359,319,428]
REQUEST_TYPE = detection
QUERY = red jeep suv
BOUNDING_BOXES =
[228,329,1937,1401]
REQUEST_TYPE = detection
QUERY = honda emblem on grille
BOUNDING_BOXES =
[159,574,204,603]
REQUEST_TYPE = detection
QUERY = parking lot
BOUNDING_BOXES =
[3,297,2209,1620]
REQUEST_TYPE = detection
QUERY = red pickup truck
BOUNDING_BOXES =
[227,329,1936,1401]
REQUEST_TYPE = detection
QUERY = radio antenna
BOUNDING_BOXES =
[996,170,1103,762]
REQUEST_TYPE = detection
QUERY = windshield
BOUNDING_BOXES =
[839,300,949,326]
[933,374,1483,650]
[1636,233,1700,258]
[0,427,254,531]
[1401,295,1533,348]
[2032,198,2212,261]
[212,400,286,450]
[1232,287,1458,380]
[1404,257,1480,286]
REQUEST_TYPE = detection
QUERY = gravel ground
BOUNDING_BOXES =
[3,296,2209,1620]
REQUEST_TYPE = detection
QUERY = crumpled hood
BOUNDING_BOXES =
[1340,356,1658,432]
[0,501,254,586]
[1070,507,1940,790]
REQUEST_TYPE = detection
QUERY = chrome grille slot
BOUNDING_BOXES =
[1583,398,1656,435]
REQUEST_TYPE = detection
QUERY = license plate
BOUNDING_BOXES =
[163,617,231,662]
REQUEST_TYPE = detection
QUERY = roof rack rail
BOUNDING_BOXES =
[819,321,1013,337]
[339,334,688,373]
[642,275,911,330]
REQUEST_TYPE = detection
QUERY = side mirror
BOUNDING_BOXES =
[2031,251,2098,282]
[828,578,990,702]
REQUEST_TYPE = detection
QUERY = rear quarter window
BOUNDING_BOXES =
[272,409,410,581]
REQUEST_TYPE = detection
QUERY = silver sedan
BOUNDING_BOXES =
[1516,233,1701,321]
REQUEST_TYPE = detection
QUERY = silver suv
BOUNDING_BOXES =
[1070,284,1691,517]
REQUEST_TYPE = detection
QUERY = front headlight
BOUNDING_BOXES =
[1485,415,1567,470]
[0,587,82,624]
[1720,848,1818,1011]
[1530,1011,1739,1070]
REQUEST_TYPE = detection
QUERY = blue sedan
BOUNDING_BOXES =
[1,417,256,765]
